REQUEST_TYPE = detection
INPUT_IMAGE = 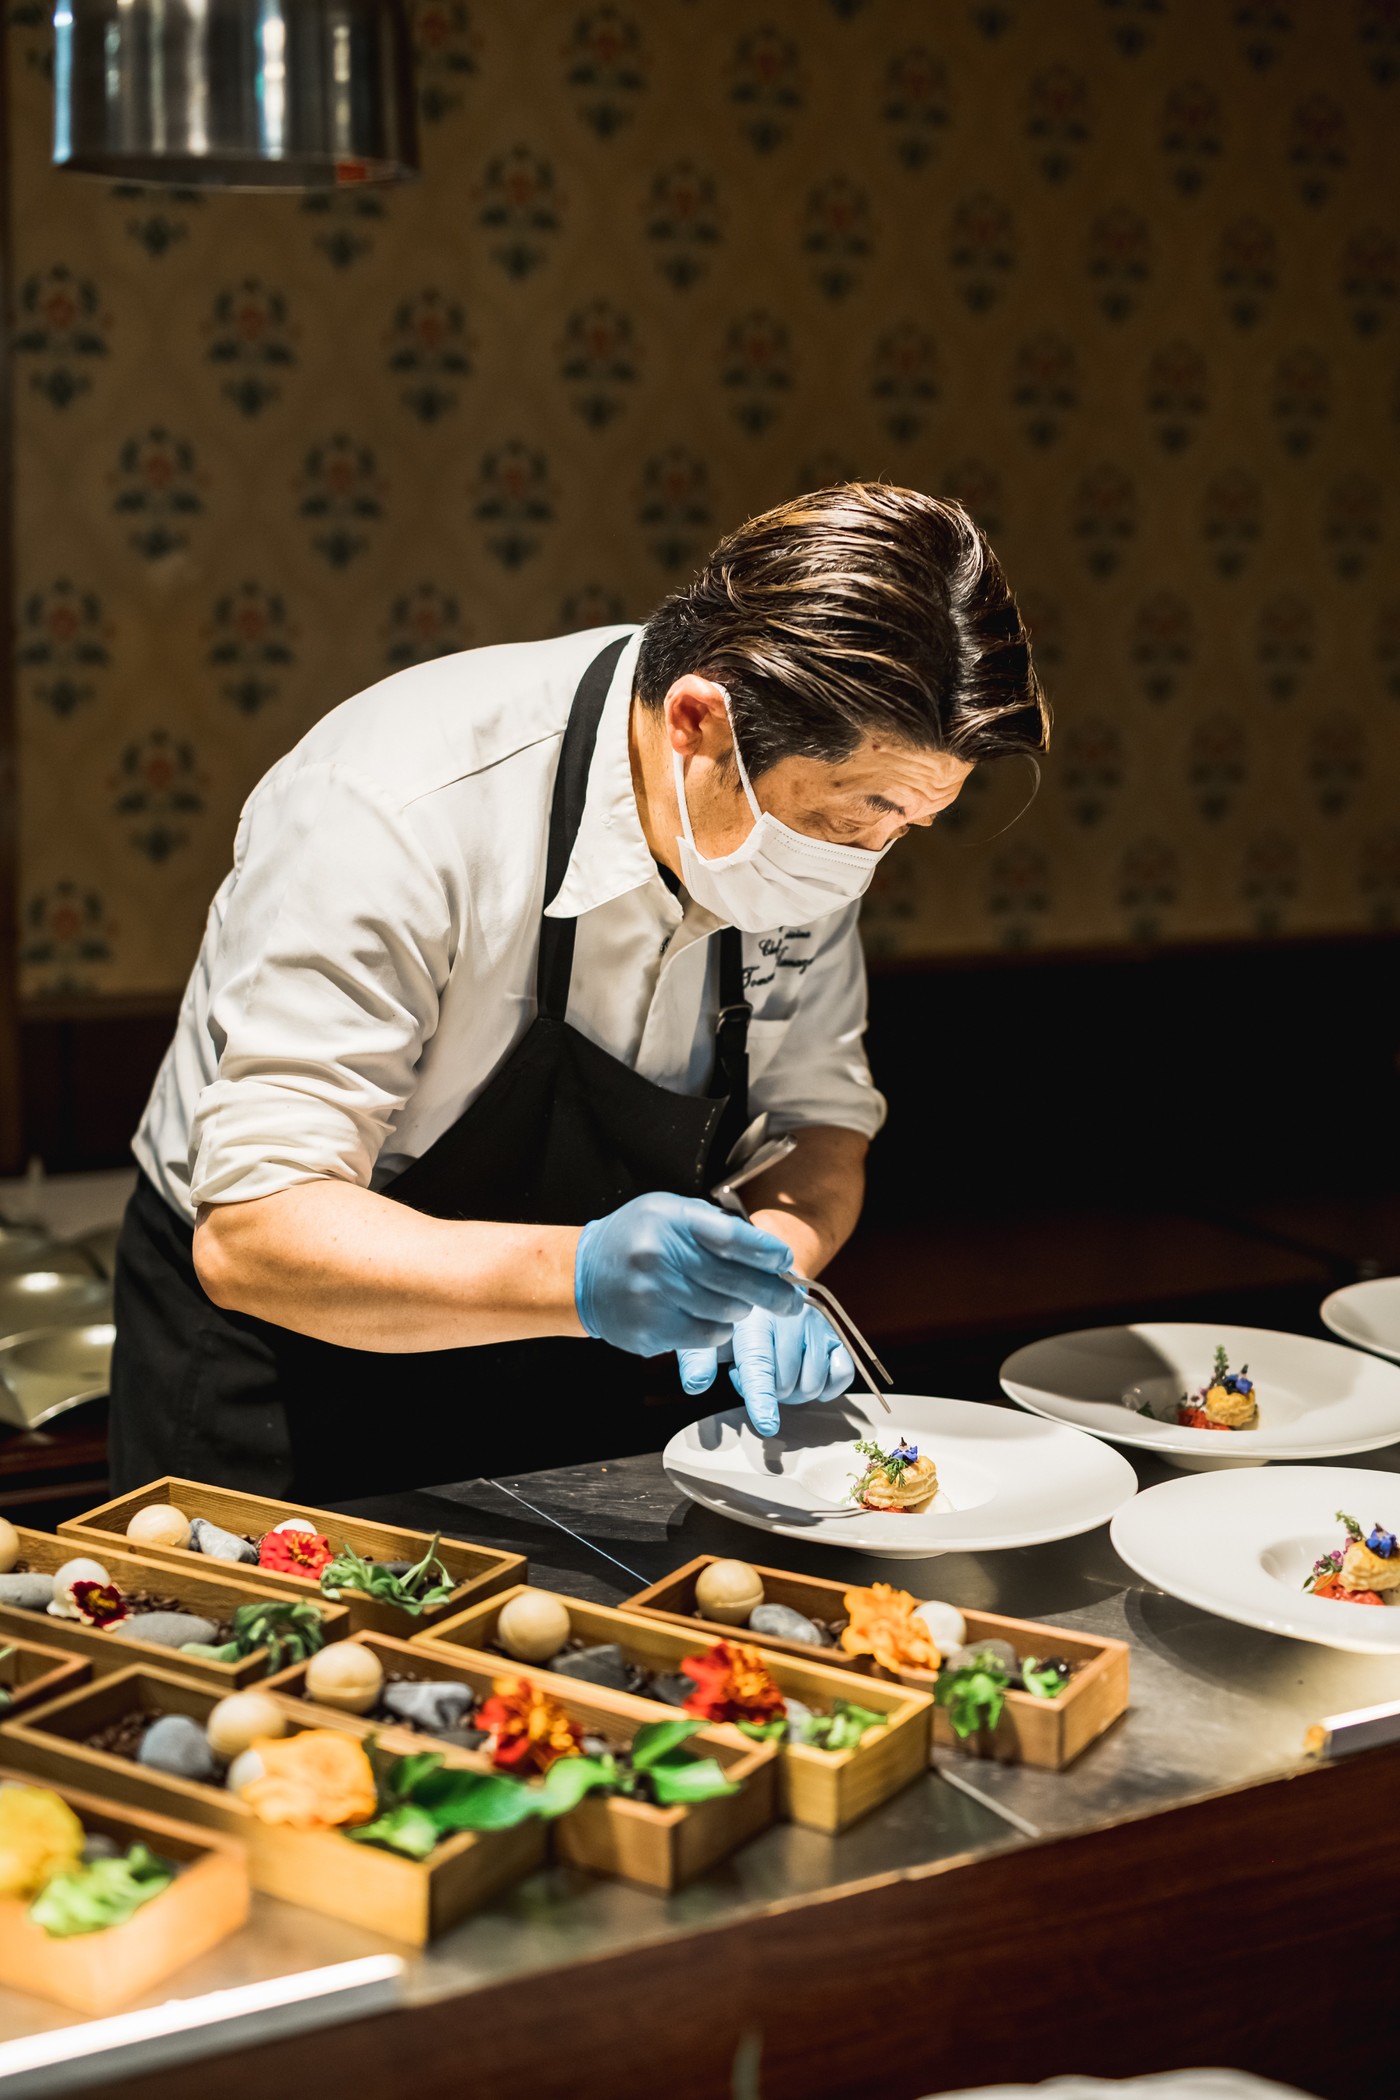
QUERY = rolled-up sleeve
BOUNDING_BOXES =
[189,762,455,1207]
[747,903,887,1141]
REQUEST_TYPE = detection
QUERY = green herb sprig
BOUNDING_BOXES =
[935,1649,1012,1739]
[320,1532,456,1617]
[349,1721,740,1859]
[181,1599,328,1671]
[735,1699,889,1752]
[28,1844,174,1938]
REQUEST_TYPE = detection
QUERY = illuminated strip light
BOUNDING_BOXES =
[0,1955,403,2097]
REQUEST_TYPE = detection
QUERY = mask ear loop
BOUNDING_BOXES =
[717,687,764,824]
[942,753,1042,848]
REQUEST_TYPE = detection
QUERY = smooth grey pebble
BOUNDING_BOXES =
[381,1680,475,1730]
[126,1610,219,1650]
[946,1639,1020,1674]
[188,1518,257,1565]
[80,1832,122,1863]
[783,1697,814,1730]
[749,1603,824,1646]
[138,1713,217,1781]
[646,1672,694,1709]
[550,1642,630,1692]
[0,1573,55,1611]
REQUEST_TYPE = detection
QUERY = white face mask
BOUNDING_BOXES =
[673,692,890,932]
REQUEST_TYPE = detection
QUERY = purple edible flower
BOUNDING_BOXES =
[891,1440,918,1464]
[1366,1523,1397,1559]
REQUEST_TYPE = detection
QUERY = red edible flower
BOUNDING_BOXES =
[681,1640,786,1725]
[70,1580,128,1628]
[258,1529,334,1578]
[478,1677,582,1775]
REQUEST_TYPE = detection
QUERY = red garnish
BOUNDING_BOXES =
[258,1529,334,1578]
[1311,1573,1385,1606]
[478,1678,582,1775]
[1176,1407,1233,1432]
[681,1640,786,1724]
[70,1579,128,1628]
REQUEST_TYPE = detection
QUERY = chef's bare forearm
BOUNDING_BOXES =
[193,1181,586,1351]
[743,1124,867,1279]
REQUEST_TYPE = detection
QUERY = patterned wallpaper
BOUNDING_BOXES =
[6,0,1400,997]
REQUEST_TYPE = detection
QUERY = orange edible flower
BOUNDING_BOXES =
[238,1730,378,1830]
[681,1640,786,1724]
[840,1583,941,1674]
[478,1677,583,1775]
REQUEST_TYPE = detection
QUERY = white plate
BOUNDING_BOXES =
[1000,1322,1400,1470]
[1111,1464,1400,1653]
[662,1392,1138,1558]
[1321,1277,1400,1364]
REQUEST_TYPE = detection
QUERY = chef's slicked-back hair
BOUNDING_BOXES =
[635,482,1049,777]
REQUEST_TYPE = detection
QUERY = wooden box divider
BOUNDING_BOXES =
[0,1630,89,1718]
[61,1476,525,1634]
[416,1584,932,1833]
[0,1528,351,1691]
[0,1665,545,1945]
[0,1762,250,2015]
[622,1554,1130,1771]
[265,1630,779,1890]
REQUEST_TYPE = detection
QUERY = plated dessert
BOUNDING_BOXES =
[1304,1512,1400,1605]
[1124,1345,1259,1432]
[849,1437,940,1511]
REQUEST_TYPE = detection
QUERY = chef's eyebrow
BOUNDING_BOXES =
[864,793,905,815]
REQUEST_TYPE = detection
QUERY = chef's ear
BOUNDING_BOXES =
[664,676,732,757]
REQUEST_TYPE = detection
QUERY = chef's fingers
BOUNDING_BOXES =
[817,1341,856,1404]
[771,1307,810,1398]
[796,1311,842,1400]
[676,1346,719,1396]
[686,1208,794,1272]
[729,1312,783,1434]
[681,1256,803,1322]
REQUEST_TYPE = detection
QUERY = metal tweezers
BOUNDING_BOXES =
[710,1135,893,1412]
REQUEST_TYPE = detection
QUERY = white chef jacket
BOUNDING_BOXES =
[134,625,887,1226]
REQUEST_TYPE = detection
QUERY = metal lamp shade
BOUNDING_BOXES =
[53,0,419,189]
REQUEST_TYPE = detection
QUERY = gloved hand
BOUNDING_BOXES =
[574,1192,800,1359]
[677,1302,856,1437]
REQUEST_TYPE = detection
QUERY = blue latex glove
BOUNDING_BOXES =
[677,1303,856,1437]
[575,1192,800,1359]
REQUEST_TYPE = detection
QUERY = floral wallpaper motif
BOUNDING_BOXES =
[7,0,1399,997]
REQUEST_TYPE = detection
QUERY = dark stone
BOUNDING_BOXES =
[188,1518,257,1565]
[138,1713,217,1781]
[645,1672,695,1709]
[549,1642,630,1692]
[382,1680,475,1731]
[750,1603,824,1646]
[0,1573,54,1610]
[125,1610,220,1650]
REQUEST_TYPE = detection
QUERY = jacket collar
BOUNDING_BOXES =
[543,627,660,920]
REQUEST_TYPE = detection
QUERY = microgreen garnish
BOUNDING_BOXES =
[849,1437,920,1505]
[181,1599,327,1671]
[321,1532,457,1616]
[935,1649,1012,1738]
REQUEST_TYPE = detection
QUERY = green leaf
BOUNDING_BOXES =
[179,1640,241,1662]
[736,1717,789,1741]
[647,1756,741,1807]
[348,1804,443,1860]
[537,1754,616,1816]
[322,1533,456,1616]
[798,1702,889,1753]
[629,1718,704,1770]
[1021,1661,1068,1701]
[385,1750,447,1807]
[935,1664,1008,1740]
[419,1772,545,1832]
[27,1845,173,1938]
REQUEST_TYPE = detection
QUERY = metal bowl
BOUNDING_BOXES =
[0,1321,115,1430]
[0,1229,97,1279]
[0,1271,112,1338]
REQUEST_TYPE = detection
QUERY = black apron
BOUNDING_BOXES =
[108,638,750,1501]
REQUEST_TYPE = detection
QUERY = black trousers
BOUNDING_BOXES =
[107,1172,666,1502]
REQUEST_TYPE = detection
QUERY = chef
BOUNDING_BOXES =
[110,483,1047,1500]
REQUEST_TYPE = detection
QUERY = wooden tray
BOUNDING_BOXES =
[0,1631,89,1718]
[419,1585,931,1833]
[267,1631,778,1889]
[0,1763,250,2015]
[62,1477,525,1635]
[0,1665,545,1945]
[0,1528,351,1691]
[623,1555,1130,1771]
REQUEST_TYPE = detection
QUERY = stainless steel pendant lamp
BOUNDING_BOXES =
[52,0,419,189]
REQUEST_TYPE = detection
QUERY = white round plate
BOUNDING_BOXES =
[662,1393,1138,1558]
[1001,1322,1400,1470]
[1321,1277,1400,1365]
[1111,1464,1400,1654]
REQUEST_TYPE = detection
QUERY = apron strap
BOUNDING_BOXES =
[537,635,631,1020]
[709,926,751,1167]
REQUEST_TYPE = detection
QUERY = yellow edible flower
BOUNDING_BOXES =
[0,1782,85,1901]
